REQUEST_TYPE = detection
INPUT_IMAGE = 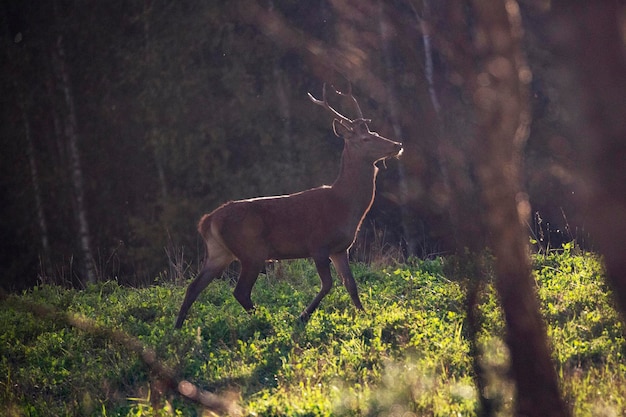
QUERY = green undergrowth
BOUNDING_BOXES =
[1,245,624,416]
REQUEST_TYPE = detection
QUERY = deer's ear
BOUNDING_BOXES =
[332,119,353,137]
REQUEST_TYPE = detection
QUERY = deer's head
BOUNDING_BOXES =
[308,84,403,164]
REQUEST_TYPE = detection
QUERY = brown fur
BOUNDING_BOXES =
[175,86,402,328]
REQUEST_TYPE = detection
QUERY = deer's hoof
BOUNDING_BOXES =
[298,312,311,324]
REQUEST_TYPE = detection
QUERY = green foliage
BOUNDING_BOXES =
[1,251,624,416]
[533,247,626,415]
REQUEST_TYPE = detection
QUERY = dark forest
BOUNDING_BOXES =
[4,0,620,289]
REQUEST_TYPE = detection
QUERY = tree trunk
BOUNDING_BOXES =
[142,1,169,202]
[52,35,97,284]
[435,1,570,415]
[547,2,626,319]
[470,2,569,416]
[12,61,50,274]
[22,98,50,271]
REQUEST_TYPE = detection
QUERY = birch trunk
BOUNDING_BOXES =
[20,93,50,272]
[53,35,97,284]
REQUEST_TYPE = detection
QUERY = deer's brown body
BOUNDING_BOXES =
[175,85,402,328]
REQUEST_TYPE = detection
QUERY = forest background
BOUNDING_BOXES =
[0,0,617,289]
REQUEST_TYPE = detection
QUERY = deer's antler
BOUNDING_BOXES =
[333,83,371,123]
[308,83,354,125]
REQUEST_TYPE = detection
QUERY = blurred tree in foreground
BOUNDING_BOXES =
[545,1,626,317]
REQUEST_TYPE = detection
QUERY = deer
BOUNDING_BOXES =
[175,84,403,328]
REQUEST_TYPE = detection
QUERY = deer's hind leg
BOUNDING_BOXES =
[175,243,234,328]
[233,257,265,312]
[176,263,228,328]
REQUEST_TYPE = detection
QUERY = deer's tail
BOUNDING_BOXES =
[197,213,213,241]
[197,212,234,272]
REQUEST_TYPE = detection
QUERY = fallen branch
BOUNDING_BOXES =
[0,289,241,416]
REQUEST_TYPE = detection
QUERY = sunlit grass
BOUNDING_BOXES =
[1,246,623,416]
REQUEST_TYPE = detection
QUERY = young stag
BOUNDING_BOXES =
[175,84,402,328]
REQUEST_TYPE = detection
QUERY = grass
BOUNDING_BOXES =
[1,245,624,416]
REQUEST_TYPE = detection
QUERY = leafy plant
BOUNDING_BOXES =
[1,250,624,416]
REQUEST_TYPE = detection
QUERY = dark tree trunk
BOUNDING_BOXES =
[433,1,571,416]
[547,2,626,318]
[469,2,569,416]
[141,1,169,203]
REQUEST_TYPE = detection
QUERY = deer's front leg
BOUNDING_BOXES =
[330,251,364,311]
[300,255,334,322]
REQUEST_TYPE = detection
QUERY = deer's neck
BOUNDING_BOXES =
[331,147,379,213]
